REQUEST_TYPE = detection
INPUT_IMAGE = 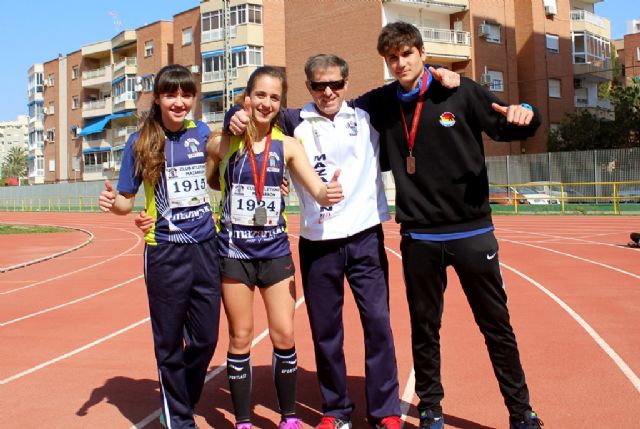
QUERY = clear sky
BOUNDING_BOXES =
[0,0,632,121]
[0,0,199,121]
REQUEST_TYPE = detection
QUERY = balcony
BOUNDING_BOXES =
[203,68,239,83]
[113,92,136,112]
[113,57,137,80]
[570,9,610,37]
[202,26,237,44]
[383,0,468,13]
[112,126,137,145]
[203,111,225,124]
[418,26,471,62]
[82,65,112,89]
[82,98,112,119]
[573,56,612,81]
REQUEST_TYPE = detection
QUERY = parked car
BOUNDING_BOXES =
[515,186,560,205]
[524,181,588,204]
[617,187,640,203]
[489,185,528,205]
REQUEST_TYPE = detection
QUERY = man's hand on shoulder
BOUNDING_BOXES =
[429,66,460,89]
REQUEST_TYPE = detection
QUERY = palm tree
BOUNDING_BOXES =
[1,146,28,182]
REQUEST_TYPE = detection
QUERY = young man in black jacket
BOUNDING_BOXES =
[356,22,543,429]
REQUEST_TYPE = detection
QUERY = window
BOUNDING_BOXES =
[145,41,154,57]
[48,102,55,115]
[479,22,501,43]
[230,4,263,25]
[72,96,79,110]
[203,45,263,81]
[48,73,55,87]
[637,47,640,61]
[48,159,55,172]
[71,125,79,139]
[72,66,79,80]
[546,34,559,53]
[72,156,81,171]
[142,75,154,92]
[46,128,56,142]
[487,70,504,92]
[202,10,222,32]
[572,31,611,67]
[548,79,561,98]
[182,27,192,46]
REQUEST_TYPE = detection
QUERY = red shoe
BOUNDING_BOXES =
[375,416,402,429]
[316,416,352,429]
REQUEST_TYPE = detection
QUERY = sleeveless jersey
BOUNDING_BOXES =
[216,127,290,259]
[118,120,215,245]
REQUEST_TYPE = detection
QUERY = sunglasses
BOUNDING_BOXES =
[309,79,346,92]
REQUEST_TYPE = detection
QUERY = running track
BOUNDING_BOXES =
[1,213,638,428]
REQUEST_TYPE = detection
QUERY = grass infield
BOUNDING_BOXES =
[0,224,71,234]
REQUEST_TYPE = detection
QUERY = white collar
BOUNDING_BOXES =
[299,101,354,120]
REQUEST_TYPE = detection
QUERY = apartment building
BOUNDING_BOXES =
[199,0,285,124]
[26,0,616,183]
[0,115,29,178]
[621,19,640,85]
[27,64,45,184]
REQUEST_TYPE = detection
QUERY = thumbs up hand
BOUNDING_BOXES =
[98,179,116,212]
[229,97,252,136]
[325,168,344,205]
[491,103,534,126]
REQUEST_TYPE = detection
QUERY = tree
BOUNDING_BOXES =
[1,146,28,183]
[549,81,640,151]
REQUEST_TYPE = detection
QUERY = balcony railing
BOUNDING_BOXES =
[82,66,109,80]
[114,57,137,72]
[203,111,225,123]
[203,68,238,83]
[202,26,237,43]
[418,27,470,45]
[83,99,107,111]
[114,92,136,105]
[570,9,608,29]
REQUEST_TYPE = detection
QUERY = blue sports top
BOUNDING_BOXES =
[216,127,290,259]
[117,120,215,245]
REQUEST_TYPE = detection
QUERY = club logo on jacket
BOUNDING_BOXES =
[185,138,204,158]
[267,151,281,173]
[439,112,456,127]
[346,121,358,136]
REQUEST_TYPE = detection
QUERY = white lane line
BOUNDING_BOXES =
[0,275,144,327]
[501,262,640,393]
[0,318,150,385]
[1,228,142,295]
[385,246,411,428]
[130,295,308,429]
[501,238,640,280]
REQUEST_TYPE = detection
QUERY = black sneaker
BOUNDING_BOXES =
[510,410,544,429]
[419,410,444,429]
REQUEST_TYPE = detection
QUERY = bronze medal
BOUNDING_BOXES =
[254,206,268,226]
[407,155,416,174]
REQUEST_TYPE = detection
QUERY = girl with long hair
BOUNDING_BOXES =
[99,64,220,429]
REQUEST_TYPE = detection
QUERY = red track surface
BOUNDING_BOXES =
[1,213,639,428]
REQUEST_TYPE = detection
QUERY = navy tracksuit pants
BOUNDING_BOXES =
[400,230,532,419]
[299,224,401,421]
[144,238,221,429]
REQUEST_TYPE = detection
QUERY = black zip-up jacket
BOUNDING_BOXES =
[354,77,541,234]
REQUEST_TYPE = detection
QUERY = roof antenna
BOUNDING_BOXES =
[108,11,122,31]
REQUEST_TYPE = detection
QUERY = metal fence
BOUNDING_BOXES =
[2,147,639,214]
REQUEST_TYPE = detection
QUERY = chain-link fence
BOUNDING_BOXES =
[2,147,639,214]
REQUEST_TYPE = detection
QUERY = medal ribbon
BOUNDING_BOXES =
[247,130,272,202]
[399,70,430,155]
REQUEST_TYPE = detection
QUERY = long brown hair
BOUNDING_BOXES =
[242,66,287,153]
[134,64,197,187]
